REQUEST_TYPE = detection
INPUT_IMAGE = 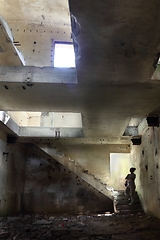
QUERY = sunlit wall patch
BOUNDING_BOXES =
[54,41,76,68]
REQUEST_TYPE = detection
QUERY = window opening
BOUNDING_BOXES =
[54,42,75,68]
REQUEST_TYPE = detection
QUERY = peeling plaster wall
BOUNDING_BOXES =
[130,126,160,218]
[0,130,25,216]
[23,145,114,214]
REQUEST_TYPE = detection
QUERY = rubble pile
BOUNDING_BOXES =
[0,212,159,239]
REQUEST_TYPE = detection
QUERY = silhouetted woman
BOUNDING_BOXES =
[125,167,136,205]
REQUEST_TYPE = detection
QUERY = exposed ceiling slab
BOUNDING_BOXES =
[1,0,160,146]
[69,0,160,84]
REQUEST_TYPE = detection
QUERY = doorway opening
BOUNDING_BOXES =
[110,153,131,190]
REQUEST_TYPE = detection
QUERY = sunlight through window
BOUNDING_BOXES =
[54,42,75,68]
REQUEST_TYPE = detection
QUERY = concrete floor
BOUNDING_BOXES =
[0,212,159,239]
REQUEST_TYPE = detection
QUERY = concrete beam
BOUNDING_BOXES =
[0,111,130,145]
[123,126,139,136]
[19,137,130,145]
[0,16,25,66]
[19,127,83,138]
[0,66,77,84]
[138,118,148,135]
[0,111,19,136]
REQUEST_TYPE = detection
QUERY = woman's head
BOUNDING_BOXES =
[130,167,136,173]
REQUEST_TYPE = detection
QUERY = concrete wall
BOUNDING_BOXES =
[23,144,114,214]
[1,0,73,67]
[41,112,82,127]
[0,130,114,216]
[0,130,25,216]
[130,126,160,218]
[110,153,131,190]
[7,111,41,126]
[51,143,130,187]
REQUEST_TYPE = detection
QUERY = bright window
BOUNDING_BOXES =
[54,42,75,68]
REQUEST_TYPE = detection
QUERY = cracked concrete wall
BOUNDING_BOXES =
[0,130,25,216]
[23,144,114,214]
[130,126,160,218]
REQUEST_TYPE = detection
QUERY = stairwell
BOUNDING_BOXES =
[35,143,144,215]
[112,190,144,214]
[36,143,114,200]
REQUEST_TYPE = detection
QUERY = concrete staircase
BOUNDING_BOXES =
[37,143,113,200]
[112,190,144,214]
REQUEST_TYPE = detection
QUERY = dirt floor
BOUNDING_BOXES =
[0,212,160,239]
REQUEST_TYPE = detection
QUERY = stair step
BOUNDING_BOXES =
[113,190,144,215]
[113,191,138,195]
[114,194,139,201]
[116,204,143,210]
[115,199,141,205]
[116,208,144,214]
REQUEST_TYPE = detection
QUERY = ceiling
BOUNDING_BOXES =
[1,0,160,146]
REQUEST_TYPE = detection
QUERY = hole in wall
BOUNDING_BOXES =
[155,149,158,156]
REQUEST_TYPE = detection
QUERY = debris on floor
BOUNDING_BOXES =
[0,212,159,239]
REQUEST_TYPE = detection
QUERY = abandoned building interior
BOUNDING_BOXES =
[1,0,160,239]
